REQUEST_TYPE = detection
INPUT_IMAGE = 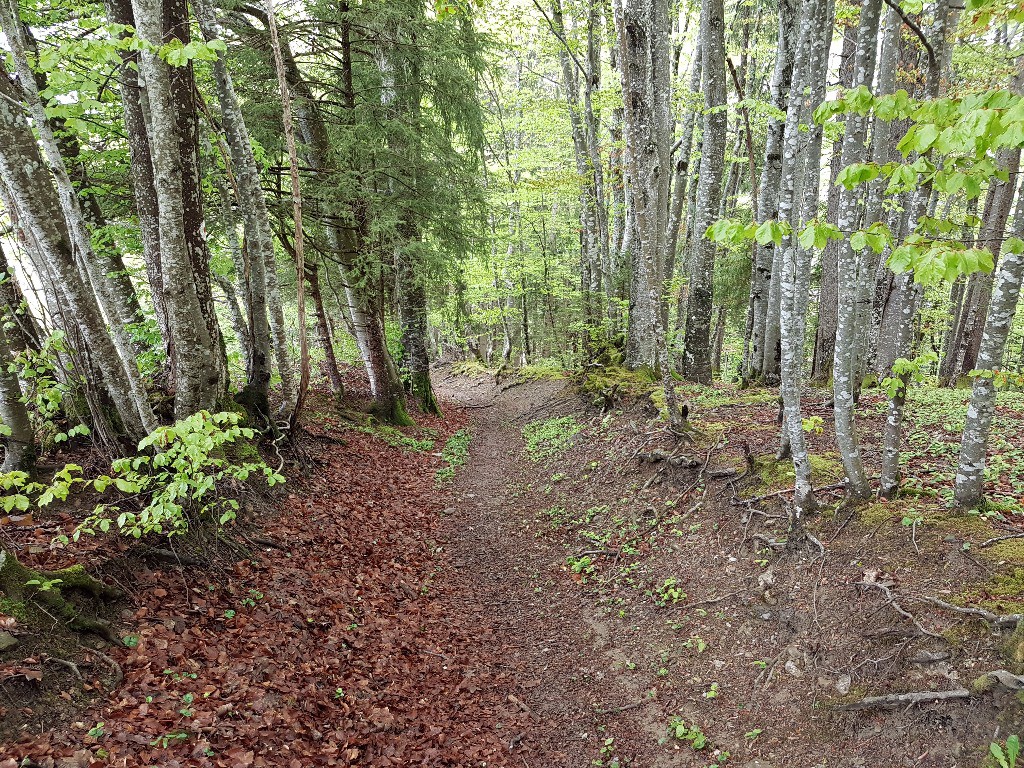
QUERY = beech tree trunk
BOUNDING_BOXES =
[747,0,795,381]
[0,320,35,473]
[195,0,286,419]
[777,0,832,526]
[830,0,883,499]
[131,0,225,418]
[106,0,170,349]
[614,0,673,373]
[955,186,1024,508]
[682,0,727,383]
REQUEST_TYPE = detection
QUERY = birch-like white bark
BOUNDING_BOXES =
[831,0,883,498]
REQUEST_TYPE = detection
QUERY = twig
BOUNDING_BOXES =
[881,0,937,74]
[838,688,970,710]
[857,582,944,639]
[978,532,1024,549]
[686,590,742,610]
[594,700,647,716]
[919,596,1022,629]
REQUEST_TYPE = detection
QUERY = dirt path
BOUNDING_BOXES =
[435,374,682,768]
[6,375,1024,767]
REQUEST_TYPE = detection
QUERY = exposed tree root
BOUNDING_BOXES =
[839,688,971,710]
[857,581,944,639]
[919,595,1022,629]
[839,670,1024,710]
[0,549,120,641]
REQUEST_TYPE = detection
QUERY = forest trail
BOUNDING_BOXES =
[435,374,679,768]
[5,374,1024,767]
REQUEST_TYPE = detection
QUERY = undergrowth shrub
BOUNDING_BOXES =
[71,411,284,540]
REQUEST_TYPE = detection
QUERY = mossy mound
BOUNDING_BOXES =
[753,452,845,494]
[581,366,658,400]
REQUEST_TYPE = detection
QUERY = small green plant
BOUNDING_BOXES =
[665,716,706,749]
[991,735,1021,768]
[702,682,720,699]
[801,415,824,434]
[178,692,195,717]
[240,588,264,608]
[74,410,284,540]
[223,609,236,619]
[744,728,762,742]
[683,636,708,653]
[150,732,189,749]
[436,429,471,482]
[653,577,687,606]
[901,510,924,527]
[121,634,139,648]
[87,723,105,739]
[567,555,596,577]
[522,416,583,461]
[334,687,346,699]
[24,577,62,592]
[10,330,91,446]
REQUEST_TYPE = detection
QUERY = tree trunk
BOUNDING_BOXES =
[955,186,1024,508]
[682,0,727,383]
[131,0,225,418]
[831,0,883,499]
[747,0,795,381]
[614,0,673,373]
[877,0,953,497]
[305,263,345,400]
[194,0,284,419]
[105,0,170,349]
[0,321,35,473]
[777,0,833,527]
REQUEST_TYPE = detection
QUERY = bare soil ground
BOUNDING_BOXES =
[434,369,1024,768]
[3,370,1024,767]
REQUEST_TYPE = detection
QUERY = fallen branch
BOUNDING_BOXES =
[978,532,1024,549]
[838,688,970,710]
[839,669,1024,711]
[857,581,944,639]
[593,700,647,716]
[920,595,1022,629]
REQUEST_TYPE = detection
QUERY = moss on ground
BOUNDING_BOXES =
[582,367,658,399]
[753,453,844,494]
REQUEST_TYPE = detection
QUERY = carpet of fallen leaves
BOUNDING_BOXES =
[3,400,517,767]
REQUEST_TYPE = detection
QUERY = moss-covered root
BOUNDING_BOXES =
[410,372,442,417]
[372,390,416,427]
[0,550,119,640]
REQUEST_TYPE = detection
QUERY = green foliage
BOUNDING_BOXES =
[665,717,707,749]
[357,423,435,452]
[652,577,687,606]
[9,331,90,446]
[881,351,938,398]
[74,411,284,540]
[990,735,1020,768]
[522,416,583,461]
[125,319,167,380]
[436,429,471,483]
